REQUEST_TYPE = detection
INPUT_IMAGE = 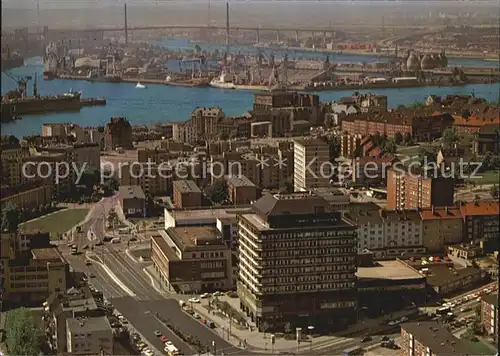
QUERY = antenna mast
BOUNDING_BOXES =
[225,2,230,56]
[124,2,128,45]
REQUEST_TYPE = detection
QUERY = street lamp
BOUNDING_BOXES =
[212,340,216,356]
[307,325,315,350]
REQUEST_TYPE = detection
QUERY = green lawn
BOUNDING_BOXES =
[466,340,496,355]
[466,170,500,185]
[19,208,89,239]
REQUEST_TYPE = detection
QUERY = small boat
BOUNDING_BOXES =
[135,82,146,89]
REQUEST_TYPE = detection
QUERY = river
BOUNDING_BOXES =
[1,38,499,138]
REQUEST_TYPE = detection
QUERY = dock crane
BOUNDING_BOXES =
[2,72,34,99]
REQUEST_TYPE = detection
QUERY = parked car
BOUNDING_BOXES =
[362,336,372,343]
[154,330,162,337]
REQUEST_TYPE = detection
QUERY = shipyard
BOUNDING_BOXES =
[0,2,499,356]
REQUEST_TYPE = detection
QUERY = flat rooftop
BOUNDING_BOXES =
[167,207,252,222]
[227,175,256,188]
[168,226,224,250]
[152,234,179,261]
[425,265,484,287]
[31,247,63,261]
[119,185,146,200]
[357,260,423,281]
[173,180,201,193]
[66,316,111,333]
[401,321,475,355]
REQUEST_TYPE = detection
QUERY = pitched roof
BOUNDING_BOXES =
[420,206,463,220]
[459,201,499,216]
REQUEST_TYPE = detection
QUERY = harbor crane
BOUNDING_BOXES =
[3,72,33,99]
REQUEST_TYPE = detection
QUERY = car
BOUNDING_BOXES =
[193,313,201,319]
[88,273,95,278]
[165,341,173,346]
[188,298,200,303]
[137,343,146,350]
[130,237,137,242]
[380,336,390,341]
[476,297,481,302]
[154,330,162,337]
[95,240,103,246]
[388,321,396,326]
[213,291,224,297]
[144,350,154,356]
[121,319,129,325]
[160,336,168,343]
[200,293,211,299]
[400,316,408,322]
[361,336,372,343]
[85,260,92,266]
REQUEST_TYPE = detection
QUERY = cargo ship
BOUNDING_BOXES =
[2,91,82,117]
[209,72,268,91]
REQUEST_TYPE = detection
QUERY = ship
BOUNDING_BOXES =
[1,50,24,71]
[209,72,268,91]
[2,91,82,116]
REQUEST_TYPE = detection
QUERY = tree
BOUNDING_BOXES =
[490,185,499,198]
[418,146,436,165]
[408,101,425,109]
[394,132,403,145]
[205,180,228,204]
[442,128,459,149]
[384,139,397,155]
[1,202,19,233]
[6,307,43,356]
[403,132,412,144]
[107,208,118,228]
[194,44,202,53]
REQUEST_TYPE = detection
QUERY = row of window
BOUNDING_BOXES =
[10,282,46,289]
[258,282,355,294]
[200,261,224,269]
[259,273,355,284]
[259,265,355,274]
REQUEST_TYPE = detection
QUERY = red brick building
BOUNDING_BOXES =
[460,201,500,251]
[172,180,203,209]
[341,112,453,141]
[387,168,455,210]
[104,117,133,150]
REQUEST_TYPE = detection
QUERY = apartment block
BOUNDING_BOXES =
[43,286,105,353]
[172,122,196,144]
[419,206,464,252]
[293,138,331,192]
[481,294,498,340]
[460,201,499,251]
[237,193,357,332]
[400,321,475,356]
[2,245,68,306]
[137,147,169,164]
[345,204,424,258]
[1,135,29,187]
[387,168,455,210]
[104,117,133,150]
[226,175,259,205]
[1,184,54,212]
[151,226,232,293]
[173,180,202,208]
[120,162,172,196]
[191,107,225,142]
[66,316,113,355]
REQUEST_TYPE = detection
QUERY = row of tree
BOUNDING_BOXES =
[1,202,58,233]
[6,307,44,356]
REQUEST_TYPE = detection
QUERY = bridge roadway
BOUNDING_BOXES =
[23,23,498,37]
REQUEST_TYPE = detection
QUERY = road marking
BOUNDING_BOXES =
[86,253,137,297]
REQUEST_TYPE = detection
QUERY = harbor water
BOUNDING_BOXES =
[1,39,499,138]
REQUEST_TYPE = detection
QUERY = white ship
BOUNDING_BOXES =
[209,72,236,89]
[135,82,146,89]
[210,72,268,91]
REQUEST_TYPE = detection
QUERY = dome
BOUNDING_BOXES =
[74,57,100,69]
[420,54,434,70]
[406,53,420,71]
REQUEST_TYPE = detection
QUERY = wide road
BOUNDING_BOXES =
[113,297,195,356]
[140,299,256,356]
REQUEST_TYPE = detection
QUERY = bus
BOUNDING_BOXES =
[436,306,451,315]
[165,343,180,356]
[71,245,78,255]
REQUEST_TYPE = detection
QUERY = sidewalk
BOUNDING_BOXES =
[187,297,416,353]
